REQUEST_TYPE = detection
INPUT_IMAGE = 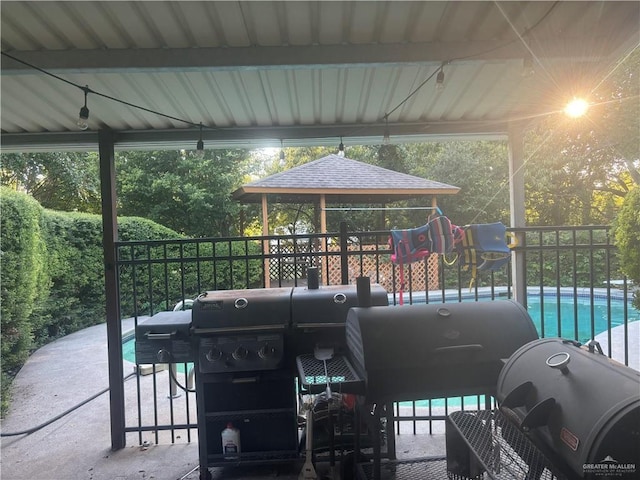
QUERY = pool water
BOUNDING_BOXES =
[526,294,639,343]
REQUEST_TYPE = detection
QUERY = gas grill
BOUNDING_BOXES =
[134,274,387,479]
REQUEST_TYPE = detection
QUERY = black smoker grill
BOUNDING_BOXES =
[346,300,540,403]
[494,338,640,479]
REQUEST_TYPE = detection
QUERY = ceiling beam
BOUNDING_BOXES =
[1,34,623,75]
[0,120,508,153]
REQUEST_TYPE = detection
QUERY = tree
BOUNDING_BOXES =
[116,149,251,237]
[404,141,511,226]
[523,47,639,225]
[1,152,101,213]
[614,187,640,310]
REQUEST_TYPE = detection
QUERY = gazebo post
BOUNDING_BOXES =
[261,193,270,288]
[320,194,327,285]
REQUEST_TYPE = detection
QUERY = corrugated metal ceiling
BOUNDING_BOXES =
[1,1,638,151]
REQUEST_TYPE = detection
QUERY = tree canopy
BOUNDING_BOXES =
[115,149,251,237]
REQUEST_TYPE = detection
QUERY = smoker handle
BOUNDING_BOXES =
[434,344,484,354]
[145,331,176,340]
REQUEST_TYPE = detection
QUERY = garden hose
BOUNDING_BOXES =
[1,372,136,437]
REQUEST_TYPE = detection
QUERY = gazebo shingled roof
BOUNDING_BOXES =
[233,154,460,204]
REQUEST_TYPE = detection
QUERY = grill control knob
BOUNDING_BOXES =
[205,347,222,363]
[258,344,276,359]
[157,349,171,363]
[232,346,248,361]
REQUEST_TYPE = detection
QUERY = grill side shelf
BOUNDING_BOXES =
[296,354,365,394]
[446,410,568,480]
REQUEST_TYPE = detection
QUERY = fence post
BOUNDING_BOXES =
[340,222,349,285]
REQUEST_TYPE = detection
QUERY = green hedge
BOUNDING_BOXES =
[32,213,184,343]
[614,187,640,310]
[0,191,188,416]
[117,237,265,316]
[1,188,49,416]
[1,190,265,416]
[0,188,49,375]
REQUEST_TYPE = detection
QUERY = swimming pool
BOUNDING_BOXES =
[397,287,639,344]
[526,291,639,343]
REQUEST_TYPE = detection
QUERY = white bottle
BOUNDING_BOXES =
[221,422,241,459]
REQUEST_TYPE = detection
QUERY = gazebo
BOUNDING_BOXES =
[233,153,460,286]
[234,153,460,233]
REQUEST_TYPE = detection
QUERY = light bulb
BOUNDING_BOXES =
[564,98,589,118]
[195,139,205,157]
[436,69,445,91]
[77,106,89,130]
[77,86,90,130]
[195,123,205,157]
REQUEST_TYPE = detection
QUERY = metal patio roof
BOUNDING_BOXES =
[1,1,639,152]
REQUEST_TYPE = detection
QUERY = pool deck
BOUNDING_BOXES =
[1,315,638,480]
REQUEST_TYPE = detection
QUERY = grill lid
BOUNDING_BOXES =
[496,338,640,477]
[192,287,292,331]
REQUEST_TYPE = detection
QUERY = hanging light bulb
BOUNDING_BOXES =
[436,67,445,91]
[279,139,285,162]
[338,137,345,156]
[521,55,535,77]
[77,86,90,130]
[383,116,391,144]
[195,123,205,157]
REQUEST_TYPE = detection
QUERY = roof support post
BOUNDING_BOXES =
[508,123,527,308]
[99,129,125,450]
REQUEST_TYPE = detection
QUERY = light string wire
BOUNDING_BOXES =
[1,2,559,144]
[1,50,213,130]
[379,1,560,129]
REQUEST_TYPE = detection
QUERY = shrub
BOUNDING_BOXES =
[614,187,640,309]
[0,187,49,415]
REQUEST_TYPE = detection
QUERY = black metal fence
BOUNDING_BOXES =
[116,225,637,445]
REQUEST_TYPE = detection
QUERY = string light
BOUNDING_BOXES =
[383,116,391,144]
[77,86,90,130]
[436,67,445,91]
[564,98,589,118]
[195,123,205,157]
[521,55,535,77]
[338,137,345,156]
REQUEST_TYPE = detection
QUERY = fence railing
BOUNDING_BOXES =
[116,225,637,445]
